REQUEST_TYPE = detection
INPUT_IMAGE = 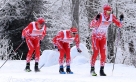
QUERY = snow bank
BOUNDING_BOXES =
[39,43,90,67]
[39,50,59,67]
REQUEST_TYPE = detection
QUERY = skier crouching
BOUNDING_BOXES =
[89,4,124,76]
[52,27,82,74]
[22,17,46,72]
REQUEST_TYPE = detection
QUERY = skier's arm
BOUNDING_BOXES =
[90,14,102,28]
[39,25,47,40]
[22,23,33,38]
[112,14,123,28]
[74,34,82,53]
[53,31,64,49]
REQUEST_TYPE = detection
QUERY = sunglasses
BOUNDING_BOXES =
[72,32,77,35]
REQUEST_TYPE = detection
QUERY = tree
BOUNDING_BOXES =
[0,0,46,60]
[72,0,79,28]
[106,0,136,67]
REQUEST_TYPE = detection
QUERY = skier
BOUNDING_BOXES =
[52,27,82,74]
[22,17,46,72]
[89,4,124,76]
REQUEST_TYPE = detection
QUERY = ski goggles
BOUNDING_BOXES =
[72,32,78,35]
[40,22,45,27]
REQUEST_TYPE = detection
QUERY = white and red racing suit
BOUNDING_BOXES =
[22,22,46,63]
[52,30,80,66]
[90,13,122,66]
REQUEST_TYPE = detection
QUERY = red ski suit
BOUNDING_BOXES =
[90,13,122,66]
[52,30,80,66]
[22,22,46,63]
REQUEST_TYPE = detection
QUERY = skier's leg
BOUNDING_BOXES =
[59,44,65,66]
[90,36,99,76]
[58,41,66,74]
[34,39,40,72]
[91,36,99,66]
[26,39,34,63]
[34,39,40,63]
[25,39,34,71]
[65,43,71,66]
[99,37,106,76]
[65,43,73,74]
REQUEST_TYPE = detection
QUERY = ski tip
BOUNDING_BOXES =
[59,72,66,74]
[67,72,74,74]
[24,69,32,72]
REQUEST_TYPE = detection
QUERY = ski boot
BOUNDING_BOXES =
[25,62,32,72]
[66,66,73,74]
[90,67,97,76]
[100,66,106,76]
[59,66,66,74]
[34,62,40,72]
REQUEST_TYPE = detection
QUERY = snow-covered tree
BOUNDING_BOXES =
[113,0,136,67]
[0,0,46,60]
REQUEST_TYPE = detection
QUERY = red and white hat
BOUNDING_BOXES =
[70,27,78,33]
[37,17,45,24]
[103,4,112,11]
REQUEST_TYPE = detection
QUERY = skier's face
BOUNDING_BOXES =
[38,23,45,29]
[71,32,77,37]
[106,10,111,15]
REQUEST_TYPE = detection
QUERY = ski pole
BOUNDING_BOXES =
[112,46,117,75]
[112,27,121,75]
[40,64,45,69]
[112,13,124,74]
[0,41,24,69]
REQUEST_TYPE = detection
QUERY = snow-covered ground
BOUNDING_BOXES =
[0,44,136,82]
[0,60,136,82]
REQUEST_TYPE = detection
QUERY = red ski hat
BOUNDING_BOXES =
[37,17,45,24]
[70,27,78,33]
[103,4,112,11]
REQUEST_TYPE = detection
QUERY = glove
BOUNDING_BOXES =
[119,14,124,21]
[40,40,42,45]
[54,45,59,51]
[96,13,100,20]
[77,48,82,53]
[22,36,25,42]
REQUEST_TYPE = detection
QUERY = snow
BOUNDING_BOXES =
[0,43,136,82]
[39,50,60,67]
[0,60,136,82]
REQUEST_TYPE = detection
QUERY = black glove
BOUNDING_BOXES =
[40,40,42,45]
[119,14,124,21]
[96,13,100,20]
[54,45,59,51]
[77,48,82,53]
[22,36,25,42]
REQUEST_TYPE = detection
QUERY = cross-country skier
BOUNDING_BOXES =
[89,4,124,76]
[22,17,46,72]
[52,27,82,74]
